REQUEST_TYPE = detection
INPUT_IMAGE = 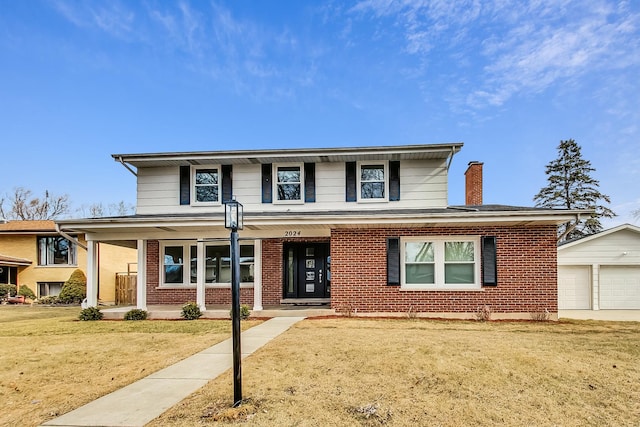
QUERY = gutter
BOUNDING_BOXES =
[557,212,582,243]
[55,223,88,251]
[116,156,138,177]
[446,146,457,171]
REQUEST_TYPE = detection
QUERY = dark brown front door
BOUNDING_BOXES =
[284,243,330,299]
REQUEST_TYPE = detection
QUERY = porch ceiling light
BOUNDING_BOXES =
[225,198,243,231]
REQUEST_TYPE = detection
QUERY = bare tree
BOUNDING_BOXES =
[0,187,70,220]
[76,201,134,218]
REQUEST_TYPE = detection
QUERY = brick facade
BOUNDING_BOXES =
[330,225,558,315]
[143,227,557,316]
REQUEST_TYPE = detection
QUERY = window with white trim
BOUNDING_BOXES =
[191,166,221,205]
[37,236,77,266]
[274,164,303,203]
[401,236,480,289]
[161,242,255,286]
[358,161,388,201]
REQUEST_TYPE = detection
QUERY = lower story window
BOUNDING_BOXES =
[402,237,480,289]
[161,241,254,286]
[38,282,63,297]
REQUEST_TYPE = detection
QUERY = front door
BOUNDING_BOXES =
[284,243,330,299]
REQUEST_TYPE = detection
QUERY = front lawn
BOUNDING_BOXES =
[0,305,259,427]
[152,317,640,426]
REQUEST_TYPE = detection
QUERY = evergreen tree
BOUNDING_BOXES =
[534,139,615,242]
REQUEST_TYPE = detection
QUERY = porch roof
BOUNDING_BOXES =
[0,253,33,267]
[57,205,587,244]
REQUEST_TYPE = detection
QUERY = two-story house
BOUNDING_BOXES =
[57,143,582,319]
[0,220,137,303]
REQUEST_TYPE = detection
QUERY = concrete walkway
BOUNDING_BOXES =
[42,317,305,427]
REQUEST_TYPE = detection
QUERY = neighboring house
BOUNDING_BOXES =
[558,224,640,310]
[57,144,583,319]
[0,220,136,303]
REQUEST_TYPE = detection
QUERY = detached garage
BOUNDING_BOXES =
[558,224,640,310]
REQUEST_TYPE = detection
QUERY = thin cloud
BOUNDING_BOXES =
[351,0,640,109]
[50,0,135,39]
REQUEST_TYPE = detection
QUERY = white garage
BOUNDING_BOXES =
[558,224,640,311]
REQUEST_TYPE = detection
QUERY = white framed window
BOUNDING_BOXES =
[191,166,221,205]
[401,236,480,289]
[273,163,303,203]
[38,236,77,266]
[161,241,255,286]
[161,242,196,285]
[358,161,388,202]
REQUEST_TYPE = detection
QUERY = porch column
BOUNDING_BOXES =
[196,240,206,311]
[253,239,263,311]
[86,240,98,307]
[136,239,147,310]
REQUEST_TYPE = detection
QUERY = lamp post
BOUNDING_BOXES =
[225,198,243,407]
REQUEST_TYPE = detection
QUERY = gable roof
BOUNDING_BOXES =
[112,143,463,168]
[558,223,640,250]
[0,220,57,233]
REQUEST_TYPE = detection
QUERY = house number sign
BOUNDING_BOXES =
[284,230,302,237]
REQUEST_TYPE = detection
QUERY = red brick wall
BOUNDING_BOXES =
[145,240,254,306]
[330,225,558,314]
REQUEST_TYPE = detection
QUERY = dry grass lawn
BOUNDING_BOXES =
[0,305,260,427]
[151,317,640,427]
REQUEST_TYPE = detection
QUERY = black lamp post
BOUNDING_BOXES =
[225,197,243,407]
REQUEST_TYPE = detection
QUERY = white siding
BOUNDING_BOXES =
[136,159,449,215]
[558,229,640,265]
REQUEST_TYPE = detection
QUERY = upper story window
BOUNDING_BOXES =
[274,164,303,203]
[401,236,480,289]
[358,161,388,201]
[38,236,77,266]
[192,166,221,205]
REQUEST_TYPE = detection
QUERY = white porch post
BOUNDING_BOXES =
[253,239,263,311]
[86,240,98,307]
[196,240,206,311]
[136,239,147,310]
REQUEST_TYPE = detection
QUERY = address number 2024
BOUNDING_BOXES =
[284,230,302,237]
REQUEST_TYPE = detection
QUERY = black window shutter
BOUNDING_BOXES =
[387,237,400,286]
[304,163,316,203]
[261,163,272,203]
[389,161,400,201]
[482,236,497,286]
[179,166,190,205]
[345,162,357,202]
[222,165,233,203]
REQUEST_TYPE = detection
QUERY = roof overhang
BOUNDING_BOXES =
[57,207,584,243]
[112,143,463,169]
[0,254,33,267]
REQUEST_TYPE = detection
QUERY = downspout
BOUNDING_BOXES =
[116,156,138,177]
[557,213,582,243]
[55,223,88,251]
[446,147,457,171]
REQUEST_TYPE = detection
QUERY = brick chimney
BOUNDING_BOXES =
[465,161,483,205]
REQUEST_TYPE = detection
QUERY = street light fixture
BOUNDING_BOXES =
[224,197,243,406]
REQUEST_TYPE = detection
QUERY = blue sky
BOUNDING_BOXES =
[1,0,638,226]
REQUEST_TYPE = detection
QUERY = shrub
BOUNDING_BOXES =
[18,285,36,300]
[229,304,251,320]
[181,302,202,320]
[124,309,148,321]
[36,295,59,305]
[79,306,103,321]
[475,305,492,322]
[0,284,17,299]
[58,269,87,304]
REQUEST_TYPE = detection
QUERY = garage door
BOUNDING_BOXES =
[558,266,591,309]
[600,266,640,309]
